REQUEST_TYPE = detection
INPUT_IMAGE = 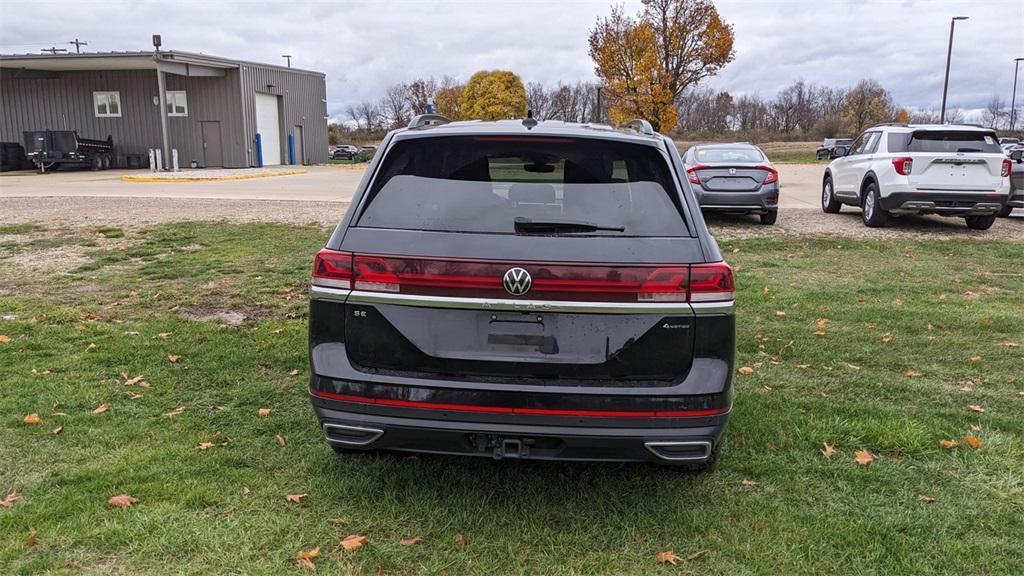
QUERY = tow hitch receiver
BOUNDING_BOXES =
[468,434,531,459]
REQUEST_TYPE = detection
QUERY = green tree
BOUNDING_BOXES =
[460,70,528,121]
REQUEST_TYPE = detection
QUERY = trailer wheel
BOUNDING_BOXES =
[91,155,102,171]
[102,154,112,170]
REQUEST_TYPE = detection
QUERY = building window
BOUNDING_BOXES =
[93,91,121,117]
[166,91,188,117]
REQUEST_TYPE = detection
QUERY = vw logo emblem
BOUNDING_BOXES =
[728,168,737,175]
[502,267,532,296]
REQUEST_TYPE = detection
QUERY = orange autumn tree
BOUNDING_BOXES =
[589,0,735,132]
[460,70,528,121]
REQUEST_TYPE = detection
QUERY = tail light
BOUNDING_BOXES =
[312,251,735,304]
[686,164,709,185]
[756,165,778,185]
[892,157,913,176]
[1002,158,1012,178]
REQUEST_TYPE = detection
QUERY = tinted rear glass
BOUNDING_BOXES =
[356,136,688,236]
[693,147,763,163]
[907,131,1002,154]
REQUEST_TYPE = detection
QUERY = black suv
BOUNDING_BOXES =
[308,115,735,469]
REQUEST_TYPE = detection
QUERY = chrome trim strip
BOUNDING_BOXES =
[691,301,735,315]
[644,440,712,462]
[345,290,700,314]
[310,285,351,302]
[323,423,384,446]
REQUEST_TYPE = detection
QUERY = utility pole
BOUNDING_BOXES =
[595,86,602,124]
[940,16,969,124]
[68,38,88,53]
[282,55,292,68]
[1011,57,1024,132]
[41,47,68,55]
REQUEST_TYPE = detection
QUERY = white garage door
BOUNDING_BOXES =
[254,93,281,166]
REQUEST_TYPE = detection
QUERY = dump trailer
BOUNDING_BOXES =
[23,130,115,172]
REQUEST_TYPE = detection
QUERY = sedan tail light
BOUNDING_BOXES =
[756,165,779,185]
[1002,158,1012,178]
[892,157,914,176]
[686,164,709,185]
[311,250,735,304]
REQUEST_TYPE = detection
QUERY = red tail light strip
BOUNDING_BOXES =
[311,389,729,419]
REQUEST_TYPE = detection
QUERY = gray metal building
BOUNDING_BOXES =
[0,50,328,168]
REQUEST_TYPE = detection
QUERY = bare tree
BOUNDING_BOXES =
[406,77,438,115]
[982,95,1006,129]
[380,83,411,129]
[526,81,552,119]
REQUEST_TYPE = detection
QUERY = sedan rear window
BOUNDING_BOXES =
[356,136,688,236]
[693,147,764,163]
[906,131,1002,154]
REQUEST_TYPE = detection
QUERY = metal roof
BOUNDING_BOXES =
[0,50,324,76]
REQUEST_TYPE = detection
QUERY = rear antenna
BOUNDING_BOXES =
[522,109,537,130]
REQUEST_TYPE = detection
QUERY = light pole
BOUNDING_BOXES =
[940,16,968,124]
[282,55,292,68]
[1011,57,1024,132]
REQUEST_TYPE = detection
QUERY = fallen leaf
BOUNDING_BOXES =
[737,366,754,375]
[400,536,423,546]
[0,335,11,344]
[774,310,786,317]
[454,533,469,547]
[1,490,22,508]
[257,408,271,417]
[286,493,307,504]
[163,406,185,417]
[327,517,348,525]
[86,343,97,351]
[741,479,759,486]
[341,534,368,551]
[123,330,139,336]
[155,332,172,339]
[903,370,922,378]
[757,385,772,394]
[123,374,145,386]
[127,392,143,400]
[167,355,180,363]
[52,426,63,435]
[846,363,861,371]
[23,413,43,426]
[963,435,983,449]
[918,494,936,503]
[656,551,681,565]
[892,298,903,306]
[815,318,828,331]
[939,439,959,449]
[25,528,38,549]
[820,443,836,458]
[854,449,874,466]
[970,355,982,364]
[881,333,893,343]
[296,547,320,571]
[967,404,985,413]
[50,412,67,417]
[276,435,286,446]
[796,364,810,369]
[198,442,214,450]
[93,403,110,414]
[687,549,709,561]
[107,494,138,507]
[1000,339,1020,348]
[289,369,300,376]
[959,385,973,392]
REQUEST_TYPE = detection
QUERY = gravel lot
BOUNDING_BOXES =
[1,163,1021,240]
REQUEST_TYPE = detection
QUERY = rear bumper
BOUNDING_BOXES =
[1008,190,1024,208]
[312,398,728,463]
[698,186,778,214]
[879,191,1009,215]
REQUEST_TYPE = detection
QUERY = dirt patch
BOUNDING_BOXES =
[181,309,249,326]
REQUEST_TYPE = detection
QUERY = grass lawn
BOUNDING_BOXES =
[2,222,1022,575]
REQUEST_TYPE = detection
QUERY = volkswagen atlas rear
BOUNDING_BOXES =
[308,116,735,470]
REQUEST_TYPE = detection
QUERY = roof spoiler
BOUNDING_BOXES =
[623,118,654,136]
[408,114,451,130]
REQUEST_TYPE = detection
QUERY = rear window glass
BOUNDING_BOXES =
[356,136,688,236]
[907,131,1002,154]
[693,147,763,163]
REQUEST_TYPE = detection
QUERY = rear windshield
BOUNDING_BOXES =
[693,147,763,163]
[904,131,1002,154]
[356,136,688,236]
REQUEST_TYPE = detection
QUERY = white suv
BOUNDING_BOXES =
[821,124,1012,229]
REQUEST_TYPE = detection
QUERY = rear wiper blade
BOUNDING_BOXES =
[956,148,982,153]
[514,217,625,234]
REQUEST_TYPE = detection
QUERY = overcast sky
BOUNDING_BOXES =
[2,0,1022,120]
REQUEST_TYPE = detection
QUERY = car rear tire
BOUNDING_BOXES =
[997,204,1013,217]
[760,210,778,225]
[821,177,841,213]
[965,214,997,230]
[861,182,889,227]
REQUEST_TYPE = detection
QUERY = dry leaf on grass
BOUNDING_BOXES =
[328,517,348,525]
[741,479,759,486]
[656,551,681,566]
[892,298,903,306]
[854,450,874,466]
[967,404,985,413]
[296,547,320,571]
[881,333,893,343]
[257,408,271,417]
[687,549,709,561]
[970,355,982,364]
[454,533,469,547]
[918,495,936,503]
[963,435,983,449]
[27,528,37,548]
[167,355,180,363]
[122,374,145,386]
[289,369,300,376]
[1000,339,1020,348]
[1,490,22,508]
[737,366,754,375]
[903,370,922,378]
[796,364,810,369]
[163,406,185,417]
[774,310,786,317]
[820,443,836,458]
[400,536,423,546]
[939,439,959,449]
[198,442,214,450]
[52,426,63,435]
[86,343,97,351]
[23,413,42,426]
[107,494,138,507]
[276,435,286,446]
[0,335,11,344]
[341,535,368,551]
[286,493,307,504]
[127,392,143,400]
[93,403,110,414]
[155,332,172,339]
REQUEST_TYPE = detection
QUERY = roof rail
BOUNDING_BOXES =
[408,114,451,130]
[624,118,654,136]
[876,122,908,127]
